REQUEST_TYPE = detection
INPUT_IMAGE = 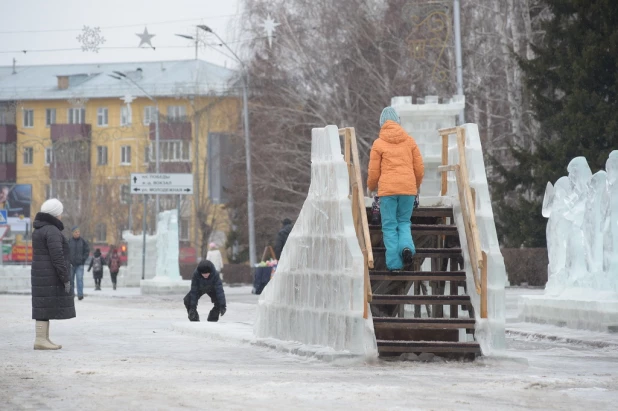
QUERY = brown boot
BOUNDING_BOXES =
[34,321,61,350]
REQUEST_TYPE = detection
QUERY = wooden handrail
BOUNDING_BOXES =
[438,126,487,318]
[339,127,374,319]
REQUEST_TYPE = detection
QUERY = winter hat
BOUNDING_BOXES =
[197,260,214,274]
[209,242,217,250]
[40,199,63,217]
[71,226,79,232]
[379,106,400,127]
[94,249,101,257]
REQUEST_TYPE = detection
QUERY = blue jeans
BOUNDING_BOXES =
[71,265,84,297]
[380,195,416,270]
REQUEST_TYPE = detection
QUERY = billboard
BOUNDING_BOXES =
[0,184,32,232]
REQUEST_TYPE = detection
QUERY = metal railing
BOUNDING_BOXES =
[438,126,488,319]
[339,127,373,319]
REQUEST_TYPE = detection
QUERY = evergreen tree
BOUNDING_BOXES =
[493,0,618,247]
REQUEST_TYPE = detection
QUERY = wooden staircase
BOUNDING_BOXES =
[367,205,481,359]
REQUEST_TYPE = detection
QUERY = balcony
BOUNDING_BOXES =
[149,121,191,141]
[50,124,92,142]
[0,125,17,181]
[0,124,17,143]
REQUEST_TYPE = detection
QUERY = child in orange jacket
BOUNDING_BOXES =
[367,107,424,271]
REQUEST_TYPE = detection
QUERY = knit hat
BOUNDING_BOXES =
[72,226,79,232]
[209,242,217,249]
[379,106,400,127]
[40,199,63,217]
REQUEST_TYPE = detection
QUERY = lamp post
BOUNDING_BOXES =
[110,72,161,218]
[197,24,257,267]
[453,0,465,124]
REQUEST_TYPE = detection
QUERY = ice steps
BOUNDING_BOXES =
[375,340,481,354]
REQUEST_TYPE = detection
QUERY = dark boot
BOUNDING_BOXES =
[188,307,200,322]
[113,282,116,290]
[402,248,414,264]
[207,307,220,322]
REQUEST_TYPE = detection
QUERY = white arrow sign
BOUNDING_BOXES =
[130,173,194,195]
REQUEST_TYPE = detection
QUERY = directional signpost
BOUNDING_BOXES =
[131,173,194,280]
[130,173,194,195]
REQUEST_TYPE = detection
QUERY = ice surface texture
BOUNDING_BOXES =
[544,151,618,295]
[254,125,377,358]
[154,210,181,279]
[446,124,507,354]
[122,230,157,284]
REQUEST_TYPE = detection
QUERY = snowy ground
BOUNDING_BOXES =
[1,286,618,410]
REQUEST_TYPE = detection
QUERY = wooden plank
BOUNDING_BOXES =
[438,164,459,173]
[413,207,454,218]
[438,127,458,136]
[371,295,471,305]
[450,258,459,319]
[369,271,467,282]
[373,318,475,330]
[372,247,463,258]
[481,251,488,319]
[376,340,481,354]
[454,166,481,294]
[441,133,449,195]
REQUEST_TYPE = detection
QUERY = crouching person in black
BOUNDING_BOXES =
[183,260,227,322]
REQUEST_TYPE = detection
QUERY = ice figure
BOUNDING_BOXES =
[604,150,618,289]
[254,125,377,358]
[543,177,571,294]
[583,171,607,287]
[155,210,181,279]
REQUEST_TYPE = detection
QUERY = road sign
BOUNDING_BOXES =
[0,210,7,225]
[130,173,194,195]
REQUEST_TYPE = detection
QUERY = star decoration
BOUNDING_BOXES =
[261,14,280,48]
[136,27,155,49]
[76,26,106,53]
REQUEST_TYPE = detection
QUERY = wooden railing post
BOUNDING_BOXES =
[481,251,488,319]
[441,133,448,196]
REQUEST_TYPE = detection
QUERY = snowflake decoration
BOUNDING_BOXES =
[261,14,280,48]
[67,95,89,108]
[76,26,106,53]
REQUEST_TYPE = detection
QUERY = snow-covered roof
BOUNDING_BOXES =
[0,59,237,101]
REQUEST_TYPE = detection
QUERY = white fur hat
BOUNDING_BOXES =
[40,198,64,217]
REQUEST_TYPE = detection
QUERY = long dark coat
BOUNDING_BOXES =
[31,213,76,320]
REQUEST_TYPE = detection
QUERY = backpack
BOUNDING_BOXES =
[92,256,102,272]
[109,255,120,273]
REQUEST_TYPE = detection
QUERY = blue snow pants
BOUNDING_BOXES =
[380,195,416,270]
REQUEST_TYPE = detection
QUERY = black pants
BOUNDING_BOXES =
[183,290,220,311]
[110,272,118,284]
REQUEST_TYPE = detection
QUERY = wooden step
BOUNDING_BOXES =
[369,270,466,282]
[376,340,481,354]
[413,207,454,218]
[373,318,475,330]
[373,247,462,258]
[371,295,471,306]
[369,224,458,236]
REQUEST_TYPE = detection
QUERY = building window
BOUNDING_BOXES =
[45,147,53,166]
[23,109,34,128]
[68,108,86,124]
[94,223,107,243]
[45,109,56,127]
[167,105,186,123]
[153,140,191,162]
[180,218,190,240]
[97,107,108,127]
[56,180,80,201]
[121,106,132,126]
[143,145,150,164]
[120,145,131,165]
[120,184,130,204]
[97,146,108,166]
[144,106,156,125]
[95,185,106,202]
[23,147,33,165]
[0,144,16,164]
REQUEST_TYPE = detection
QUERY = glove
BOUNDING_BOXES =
[220,306,226,316]
[64,282,71,294]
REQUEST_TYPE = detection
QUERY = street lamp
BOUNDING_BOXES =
[109,71,161,218]
[197,24,257,268]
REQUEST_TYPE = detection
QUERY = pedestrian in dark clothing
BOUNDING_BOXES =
[69,226,89,300]
[107,247,121,290]
[88,248,105,291]
[183,259,226,322]
[31,199,75,350]
[274,218,293,259]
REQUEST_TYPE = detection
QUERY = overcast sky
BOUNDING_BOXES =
[0,0,244,69]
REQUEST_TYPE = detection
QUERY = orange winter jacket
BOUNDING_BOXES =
[367,120,425,197]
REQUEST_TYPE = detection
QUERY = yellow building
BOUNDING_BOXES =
[0,60,239,258]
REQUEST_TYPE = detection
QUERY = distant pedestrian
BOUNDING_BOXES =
[31,199,75,350]
[206,242,224,273]
[184,259,226,322]
[107,246,121,291]
[367,106,424,271]
[274,218,293,259]
[88,248,105,291]
[69,226,90,300]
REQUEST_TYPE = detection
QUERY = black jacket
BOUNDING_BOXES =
[189,260,226,308]
[274,223,293,259]
[69,235,89,266]
[31,213,76,320]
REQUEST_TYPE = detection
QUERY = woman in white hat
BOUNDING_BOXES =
[31,198,75,350]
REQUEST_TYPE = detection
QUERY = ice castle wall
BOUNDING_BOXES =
[253,125,378,358]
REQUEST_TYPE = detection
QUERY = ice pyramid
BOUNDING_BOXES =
[254,125,377,358]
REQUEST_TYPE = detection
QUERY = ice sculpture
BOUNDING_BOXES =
[519,151,618,331]
[141,210,190,294]
[254,125,377,358]
[445,123,507,354]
